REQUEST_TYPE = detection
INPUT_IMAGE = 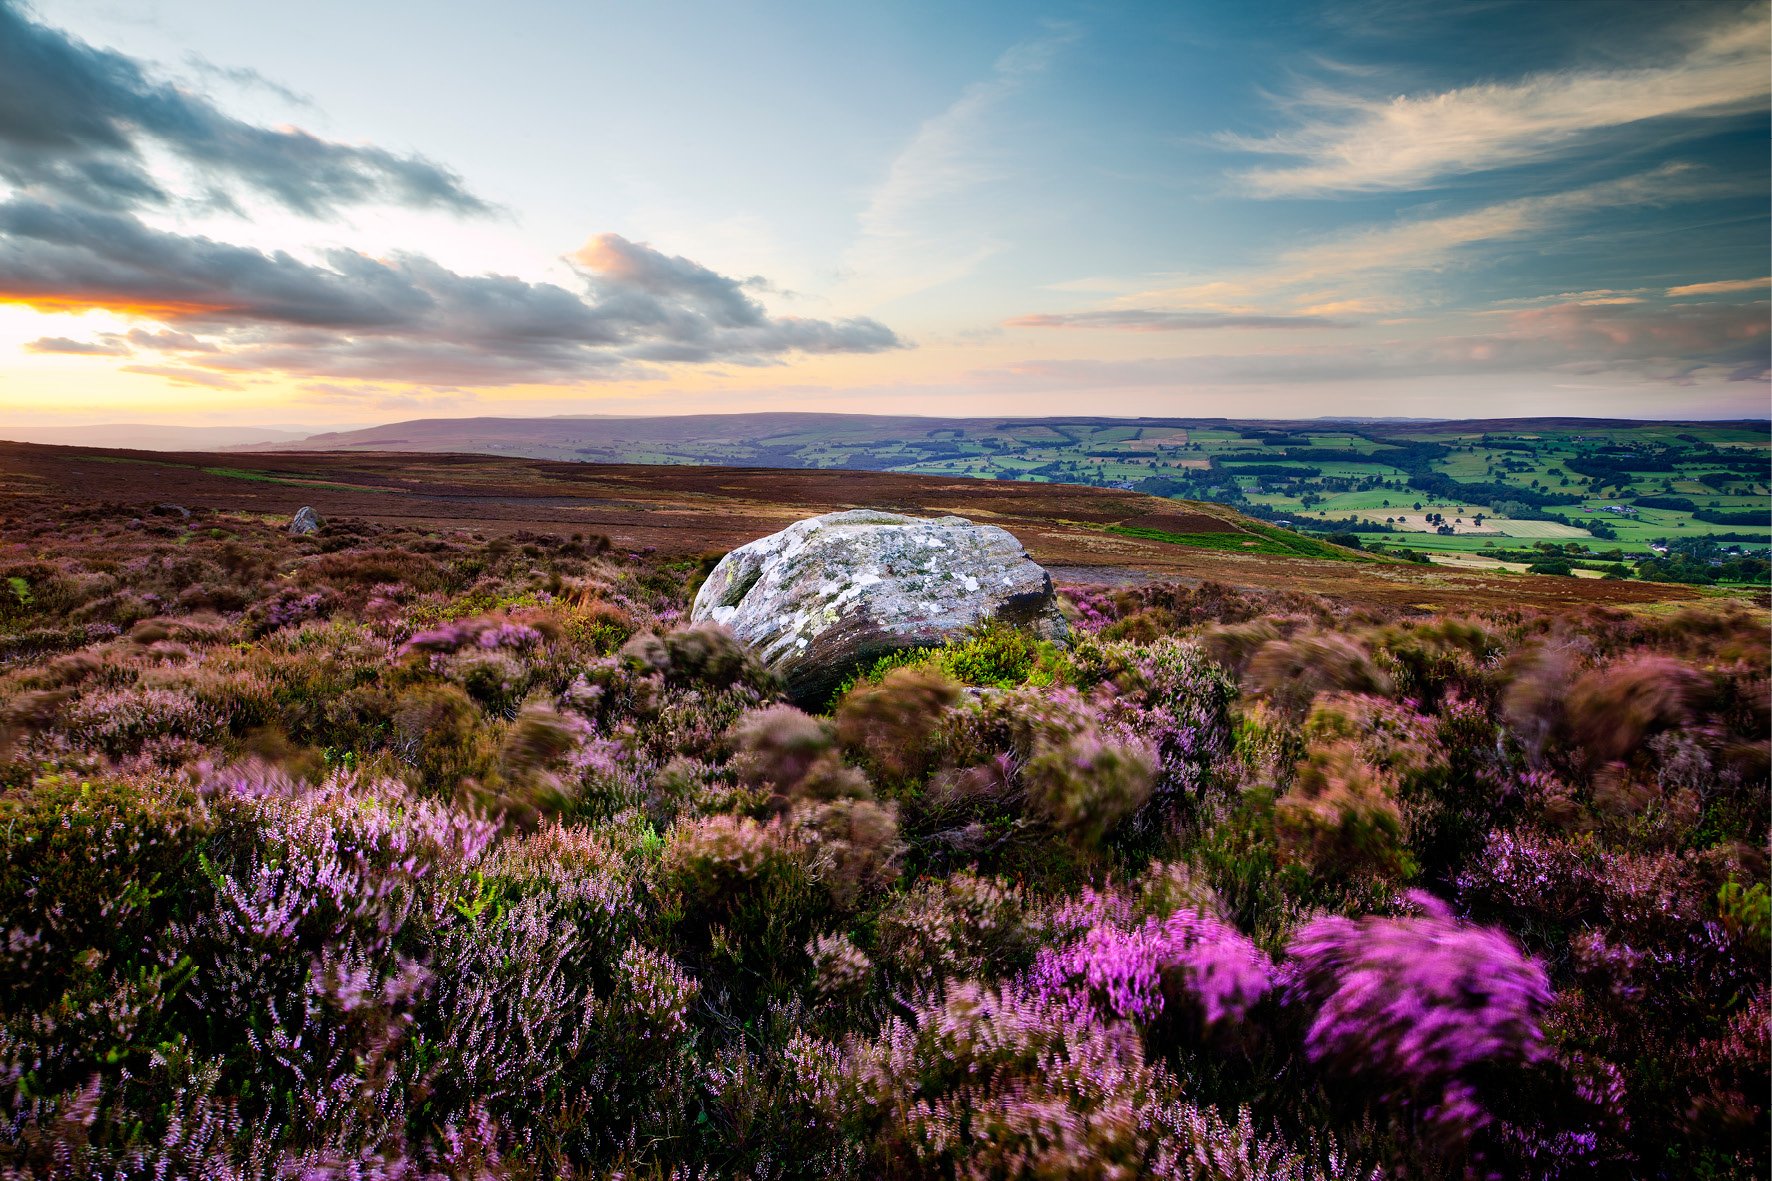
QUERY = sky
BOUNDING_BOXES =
[0,0,1767,430]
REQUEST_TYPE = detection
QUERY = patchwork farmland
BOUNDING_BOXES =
[253,414,1772,584]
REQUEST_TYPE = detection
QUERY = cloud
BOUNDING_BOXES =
[0,0,486,215]
[181,56,314,110]
[1667,276,1770,297]
[0,3,905,389]
[297,381,470,412]
[118,363,246,389]
[121,327,217,352]
[0,201,903,385]
[24,334,128,355]
[574,233,772,329]
[1114,165,1710,314]
[972,301,1769,390]
[1223,6,1769,196]
[1005,309,1352,331]
[841,23,1078,306]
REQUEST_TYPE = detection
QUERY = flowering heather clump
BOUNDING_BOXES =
[729,703,852,799]
[1147,1103,1379,1181]
[248,587,330,634]
[797,796,902,908]
[1244,631,1393,718]
[1285,893,1552,1159]
[1566,653,1711,765]
[1024,728,1158,848]
[1368,617,1502,709]
[951,682,1158,850]
[1061,585,1121,634]
[623,620,769,690]
[449,646,532,713]
[839,982,1167,1178]
[1274,741,1413,883]
[834,665,961,786]
[425,893,595,1119]
[1302,692,1445,787]
[1032,904,1274,1033]
[662,812,797,898]
[0,505,1765,1177]
[400,613,546,655]
[64,686,225,756]
[807,932,873,1000]
[874,871,1040,990]
[1076,636,1237,805]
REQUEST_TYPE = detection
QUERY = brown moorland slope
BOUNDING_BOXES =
[0,441,1738,613]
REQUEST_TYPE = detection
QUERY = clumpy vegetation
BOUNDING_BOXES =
[0,502,1766,1179]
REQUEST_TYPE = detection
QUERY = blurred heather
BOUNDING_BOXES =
[0,505,1764,1178]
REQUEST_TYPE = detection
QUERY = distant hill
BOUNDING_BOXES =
[245,412,1772,465]
[232,412,1769,567]
[241,412,1220,463]
[0,439,1721,614]
[4,423,316,450]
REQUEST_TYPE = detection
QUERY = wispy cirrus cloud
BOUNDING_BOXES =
[118,363,248,389]
[1667,276,1770,298]
[1005,309,1351,331]
[840,23,1078,308]
[974,300,1769,391]
[1110,164,1713,315]
[1222,6,1769,196]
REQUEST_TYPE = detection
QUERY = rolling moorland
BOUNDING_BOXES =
[249,414,1772,582]
[0,441,1767,1178]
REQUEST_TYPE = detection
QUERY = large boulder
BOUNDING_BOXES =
[288,506,323,536]
[691,509,1067,704]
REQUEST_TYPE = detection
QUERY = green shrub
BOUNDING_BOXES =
[829,618,1059,704]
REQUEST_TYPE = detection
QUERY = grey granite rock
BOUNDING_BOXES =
[288,506,324,535]
[690,509,1067,704]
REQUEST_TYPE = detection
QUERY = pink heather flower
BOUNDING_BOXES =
[1285,892,1551,1141]
[1032,904,1273,1031]
[399,616,542,656]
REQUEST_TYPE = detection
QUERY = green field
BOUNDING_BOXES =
[789,419,1772,577]
[334,413,1768,584]
[859,419,1768,583]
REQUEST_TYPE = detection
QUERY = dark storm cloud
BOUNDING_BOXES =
[0,0,487,215]
[1005,309,1353,331]
[0,202,902,385]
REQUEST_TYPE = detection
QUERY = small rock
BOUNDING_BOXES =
[152,503,190,518]
[690,509,1067,705]
[288,506,324,535]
